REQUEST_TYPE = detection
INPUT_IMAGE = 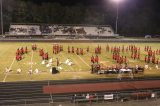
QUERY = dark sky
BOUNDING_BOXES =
[30,0,102,5]
[29,0,160,6]
[27,0,160,13]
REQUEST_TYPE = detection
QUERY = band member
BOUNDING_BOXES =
[76,48,79,55]
[56,58,59,67]
[16,48,20,55]
[91,55,94,63]
[156,58,159,64]
[39,49,44,56]
[32,44,37,50]
[68,46,70,53]
[72,46,74,53]
[32,44,34,50]
[112,53,115,60]
[80,48,83,55]
[87,46,89,52]
[20,47,24,54]
[16,54,22,61]
[45,52,49,60]
[91,64,94,73]
[16,54,19,61]
[152,56,155,64]
[42,53,45,60]
[95,55,99,63]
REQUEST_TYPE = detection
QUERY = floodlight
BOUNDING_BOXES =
[112,0,124,3]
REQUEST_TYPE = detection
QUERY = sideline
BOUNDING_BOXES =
[3,57,16,82]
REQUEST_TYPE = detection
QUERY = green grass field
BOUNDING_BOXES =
[0,42,160,82]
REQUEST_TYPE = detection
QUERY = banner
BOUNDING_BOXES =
[104,94,114,100]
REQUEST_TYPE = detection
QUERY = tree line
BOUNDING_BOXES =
[0,0,160,36]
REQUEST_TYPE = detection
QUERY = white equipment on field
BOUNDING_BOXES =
[65,58,73,66]
[35,68,39,74]
[41,60,45,65]
[17,68,21,74]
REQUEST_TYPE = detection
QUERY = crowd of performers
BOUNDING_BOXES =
[90,44,160,74]
[39,48,49,60]
[34,44,49,60]
[68,46,85,55]
[53,44,63,54]
[106,44,160,65]
[91,55,99,63]
[15,44,160,71]
[16,47,28,61]
[144,46,160,64]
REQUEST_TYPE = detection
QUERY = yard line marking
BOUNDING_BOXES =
[60,53,74,71]
[76,55,90,68]
[71,57,81,69]
[3,57,16,82]
[30,50,34,69]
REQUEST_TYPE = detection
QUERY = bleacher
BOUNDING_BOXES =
[9,25,41,35]
[8,24,116,39]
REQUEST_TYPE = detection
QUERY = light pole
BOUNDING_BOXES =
[0,0,3,35]
[115,2,119,34]
[112,0,124,34]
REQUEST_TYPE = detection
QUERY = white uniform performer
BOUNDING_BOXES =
[17,68,21,74]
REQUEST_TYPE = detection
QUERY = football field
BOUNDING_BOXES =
[0,42,160,82]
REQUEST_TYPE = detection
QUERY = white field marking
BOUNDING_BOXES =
[70,56,81,69]
[60,53,74,71]
[30,50,34,69]
[3,57,16,82]
[6,72,50,76]
[72,75,82,79]
[76,55,90,68]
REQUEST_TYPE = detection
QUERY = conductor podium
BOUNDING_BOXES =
[52,67,59,74]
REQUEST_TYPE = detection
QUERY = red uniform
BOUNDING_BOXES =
[39,49,44,56]
[16,54,22,61]
[16,49,20,55]
[45,53,48,60]
[80,49,83,55]
[95,55,99,63]
[91,56,94,63]
[145,55,147,62]
[156,58,159,64]
[16,55,19,61]
[32,44,37,50]
[21,47,24,54]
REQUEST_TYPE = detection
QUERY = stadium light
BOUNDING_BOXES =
[111,0,125,34]
[0,0,3,35]
[112,0,124,3]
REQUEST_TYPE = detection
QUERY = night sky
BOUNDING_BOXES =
[28,0,160,18]
[29,0,160,7]
[29,0,103,5]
